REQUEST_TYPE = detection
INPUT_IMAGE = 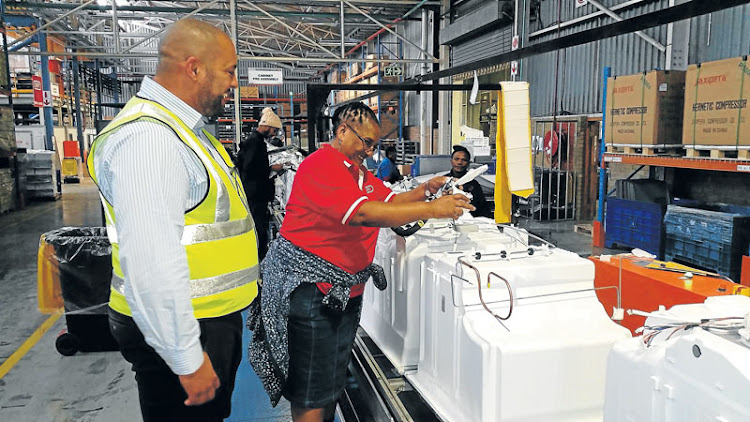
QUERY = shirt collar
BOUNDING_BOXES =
[137,76,206,131]
[322,144,365,172]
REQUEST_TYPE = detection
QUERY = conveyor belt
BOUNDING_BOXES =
[337,328,441,422]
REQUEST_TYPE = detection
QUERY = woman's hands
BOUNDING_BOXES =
[430,193,475,219]
[425,176,451,196]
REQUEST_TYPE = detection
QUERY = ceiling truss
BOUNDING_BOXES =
[4,0,438,81]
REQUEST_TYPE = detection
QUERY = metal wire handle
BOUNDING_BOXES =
[457,257,514,322]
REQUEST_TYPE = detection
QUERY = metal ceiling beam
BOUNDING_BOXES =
[416,0,750,82]
[119,0,222,54]
[6,0,97,48]
[240,1,340,59]
[238,55,434,63]
[241,0,438,5]
[7,1,406,20]
[343,0,436,61]
[587,0,666,52]
[42,31,158,37]
[8,51,159,58]
[112,0,120,53]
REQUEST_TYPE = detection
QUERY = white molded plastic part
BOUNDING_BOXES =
[604,296,750,422]
[362,215,631,422]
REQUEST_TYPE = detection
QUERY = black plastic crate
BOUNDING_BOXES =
[663,205,750,282]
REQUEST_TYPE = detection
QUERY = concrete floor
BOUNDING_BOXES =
[0,180,292,422]
[0,179,602,422]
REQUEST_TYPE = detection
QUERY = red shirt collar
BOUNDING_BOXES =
[321,144,366,171]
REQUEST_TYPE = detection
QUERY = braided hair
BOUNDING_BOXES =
[332,102,379,133]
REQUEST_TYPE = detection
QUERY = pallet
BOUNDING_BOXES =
[684,145,750,160]
[606,144,682,156]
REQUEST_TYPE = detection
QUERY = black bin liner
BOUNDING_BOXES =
[44,227,112,314]
[45,227,119,354]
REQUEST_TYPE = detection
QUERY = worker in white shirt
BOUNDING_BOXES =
[87,18,259,422]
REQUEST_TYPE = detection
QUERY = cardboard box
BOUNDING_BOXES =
[239,86,259,98]
[0,106,16,154]
[606,70,685,146]
[682,56,750,147]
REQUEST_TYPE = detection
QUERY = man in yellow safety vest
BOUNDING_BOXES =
[87,18,258,422]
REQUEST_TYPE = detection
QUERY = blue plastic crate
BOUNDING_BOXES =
[663,205,750,282]
[605,198,664,257]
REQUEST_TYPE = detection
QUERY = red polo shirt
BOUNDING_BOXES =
[280,144,395,296]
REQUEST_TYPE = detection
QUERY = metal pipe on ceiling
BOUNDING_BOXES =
[6,0,98,48]
[6,1,410,20]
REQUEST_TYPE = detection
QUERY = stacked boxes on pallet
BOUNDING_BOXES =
[22,150,60,200]
[0,106,16,154]
[682,56,750,156]
[0,167,15,213]
[605,70,686,148]
[664,205,750,282]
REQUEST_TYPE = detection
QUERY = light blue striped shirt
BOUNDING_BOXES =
[95,76,227,375]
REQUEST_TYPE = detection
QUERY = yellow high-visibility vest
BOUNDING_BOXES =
[88,97,259,319]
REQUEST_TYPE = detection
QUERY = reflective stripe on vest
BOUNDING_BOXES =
[88,96,259,319]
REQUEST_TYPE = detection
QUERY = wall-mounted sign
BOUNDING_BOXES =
[575,0,588,8]
[247,68,283,85]
[510,61,518,76]
[32,75,44,107]
[512,35,520,51]
[383,64,403,77]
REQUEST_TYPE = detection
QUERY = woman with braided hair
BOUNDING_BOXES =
[248,101,473,422]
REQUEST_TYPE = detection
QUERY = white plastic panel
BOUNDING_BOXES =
[605,296,750,422]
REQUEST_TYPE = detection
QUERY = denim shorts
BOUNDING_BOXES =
[283,283,363,409]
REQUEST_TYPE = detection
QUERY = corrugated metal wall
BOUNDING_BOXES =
[524,0,750,117]
[453,26,513,67]
[689,4,750,63]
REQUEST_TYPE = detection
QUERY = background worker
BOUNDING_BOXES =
[87,18,259,422]
[447,145,492,218]
[376,145,402,183]
[238,107,282,260]
[248,102,474,422]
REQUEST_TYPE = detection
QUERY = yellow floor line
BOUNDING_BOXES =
[0,312,62,379]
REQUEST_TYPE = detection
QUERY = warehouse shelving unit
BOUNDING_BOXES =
[218,96,307,153]
[595,66,750,284]
[603,154,750,173]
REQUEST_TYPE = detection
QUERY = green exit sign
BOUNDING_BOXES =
[383,65,403,77]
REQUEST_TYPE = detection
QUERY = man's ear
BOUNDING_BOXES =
[185,56,200,81]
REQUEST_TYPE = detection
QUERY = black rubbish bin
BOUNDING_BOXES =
[43,227,119,356]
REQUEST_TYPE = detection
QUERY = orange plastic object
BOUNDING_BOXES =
[62,140,80,158]
[592,220,605,248]
[742,256,750,287]
[37,234,64,313]
[591,255,741,335]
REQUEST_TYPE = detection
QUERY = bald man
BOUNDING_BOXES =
[88,18,259,422]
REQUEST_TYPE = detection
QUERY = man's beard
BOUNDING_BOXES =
[202,95,224,118]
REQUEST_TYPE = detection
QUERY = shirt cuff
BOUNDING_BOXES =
[159,342,205,376]
[342,196,369,224]
[385,192,396,203]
